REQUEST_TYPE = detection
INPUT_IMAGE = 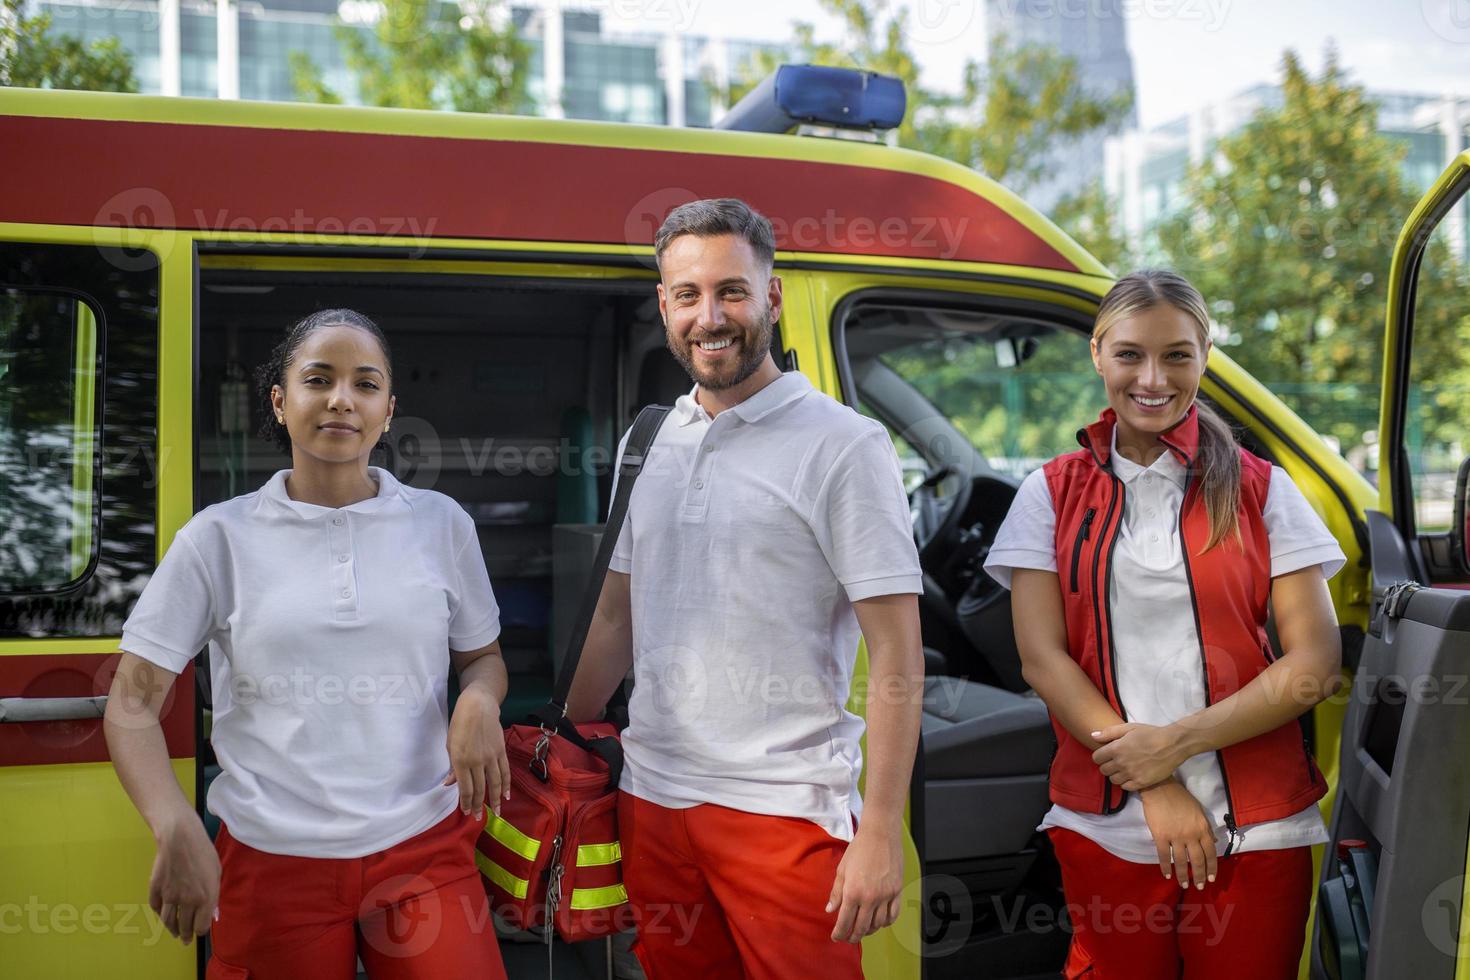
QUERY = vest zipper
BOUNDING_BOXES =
[1091,478,1128,815]
[1176,471,1240,855]
[1070,508,1096,594]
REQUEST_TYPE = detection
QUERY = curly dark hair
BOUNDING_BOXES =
[253,308,394,455]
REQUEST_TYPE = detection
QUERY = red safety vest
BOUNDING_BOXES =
[1041,404,1327,845]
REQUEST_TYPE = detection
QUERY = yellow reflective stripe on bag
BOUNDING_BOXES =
[576,842,622,867]
[476,852,530,900]
[569,884,629,910]
[486,812,541,862]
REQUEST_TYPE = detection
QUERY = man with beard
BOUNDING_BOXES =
[567,198,924,978]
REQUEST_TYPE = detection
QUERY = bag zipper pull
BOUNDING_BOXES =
[544,834,564,980]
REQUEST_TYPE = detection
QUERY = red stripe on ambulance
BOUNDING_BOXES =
[0,653,195,767]
[0,115,1078,272]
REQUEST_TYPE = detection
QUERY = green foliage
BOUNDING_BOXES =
[919,35,1132,193]
[1,0,137,92]
[725,0,1131,193]
[291,0,529,113]
[288,51,343,105]
[1156,49,1470,453]
[1051,180,1131,273]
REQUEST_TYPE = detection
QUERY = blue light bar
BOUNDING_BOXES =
[715,64,907,136]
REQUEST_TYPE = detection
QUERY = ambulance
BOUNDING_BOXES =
[0,65,1465,980]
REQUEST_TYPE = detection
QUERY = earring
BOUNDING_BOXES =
[276,413,285,425]
[384,419,392,433]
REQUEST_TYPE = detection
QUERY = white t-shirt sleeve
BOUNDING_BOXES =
[983,469,1058,591]
[608,427,633,575]
[1264,466,1347,581]
[447,517,502,651]
[810,428,923,602]
[119,529,218,675]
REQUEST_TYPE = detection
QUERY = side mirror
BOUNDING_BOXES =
[1454,455,1470,577]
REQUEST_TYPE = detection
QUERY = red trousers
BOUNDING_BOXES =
[206,809,506,980]
[1048,827,1313,980]
[617,791,864,980]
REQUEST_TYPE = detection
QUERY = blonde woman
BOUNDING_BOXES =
[984,270,1344,979]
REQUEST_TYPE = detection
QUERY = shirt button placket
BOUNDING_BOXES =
[686,432,715,515]
[328,513,358,620]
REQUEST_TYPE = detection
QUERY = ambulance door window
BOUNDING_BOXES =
[839,297,1098,480]
[1397,195,1470,573]
[0,244,160,637]
[0,288,100,591]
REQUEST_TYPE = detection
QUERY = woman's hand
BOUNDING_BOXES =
[444,685,510,819]
[1139,779,1218,889]
[150,810,220,946]
[1091,722,1186,790]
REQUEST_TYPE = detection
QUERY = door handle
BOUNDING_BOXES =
[0,696,108,723]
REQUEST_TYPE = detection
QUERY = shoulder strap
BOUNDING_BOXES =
[541,404,670,720]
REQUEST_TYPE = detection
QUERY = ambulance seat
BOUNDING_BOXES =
[920,673,1055,863]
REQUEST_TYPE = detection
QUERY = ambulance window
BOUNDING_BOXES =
[0,244,159,638]
[0,289,101,591]
[1400,198,1470,534]
[840,299,1099,479]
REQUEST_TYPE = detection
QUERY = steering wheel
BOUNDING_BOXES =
[909,463,974,568]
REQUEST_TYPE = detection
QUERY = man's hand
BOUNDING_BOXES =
[827,824,904,943]
[1091,722,1187,790]
[444,685,510,819]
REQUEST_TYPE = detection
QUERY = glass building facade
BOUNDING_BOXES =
[985,0,1140,213]
[28,0,780,127]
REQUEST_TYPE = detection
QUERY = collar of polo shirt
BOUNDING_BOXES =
[673,371,813,427]
[260,466,400,518]
[1108,428,1186,490]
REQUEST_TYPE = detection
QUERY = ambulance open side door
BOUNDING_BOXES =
[1311,150,1470,980]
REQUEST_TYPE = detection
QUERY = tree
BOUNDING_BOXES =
[724,0,1132,195]
[1,0,137,92]
[1051,180,1131,273]
[291,0,528,113]
[1156,49,1470,451]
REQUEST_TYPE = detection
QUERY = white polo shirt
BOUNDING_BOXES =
[984,436,1344,862]
[120,467,501,859]
[610,372,923,842]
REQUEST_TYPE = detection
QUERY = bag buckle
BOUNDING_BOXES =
[531,731,551,782]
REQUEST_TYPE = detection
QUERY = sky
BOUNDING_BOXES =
[596,0,1470,129]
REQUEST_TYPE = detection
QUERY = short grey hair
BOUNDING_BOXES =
[654,198,776,273]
